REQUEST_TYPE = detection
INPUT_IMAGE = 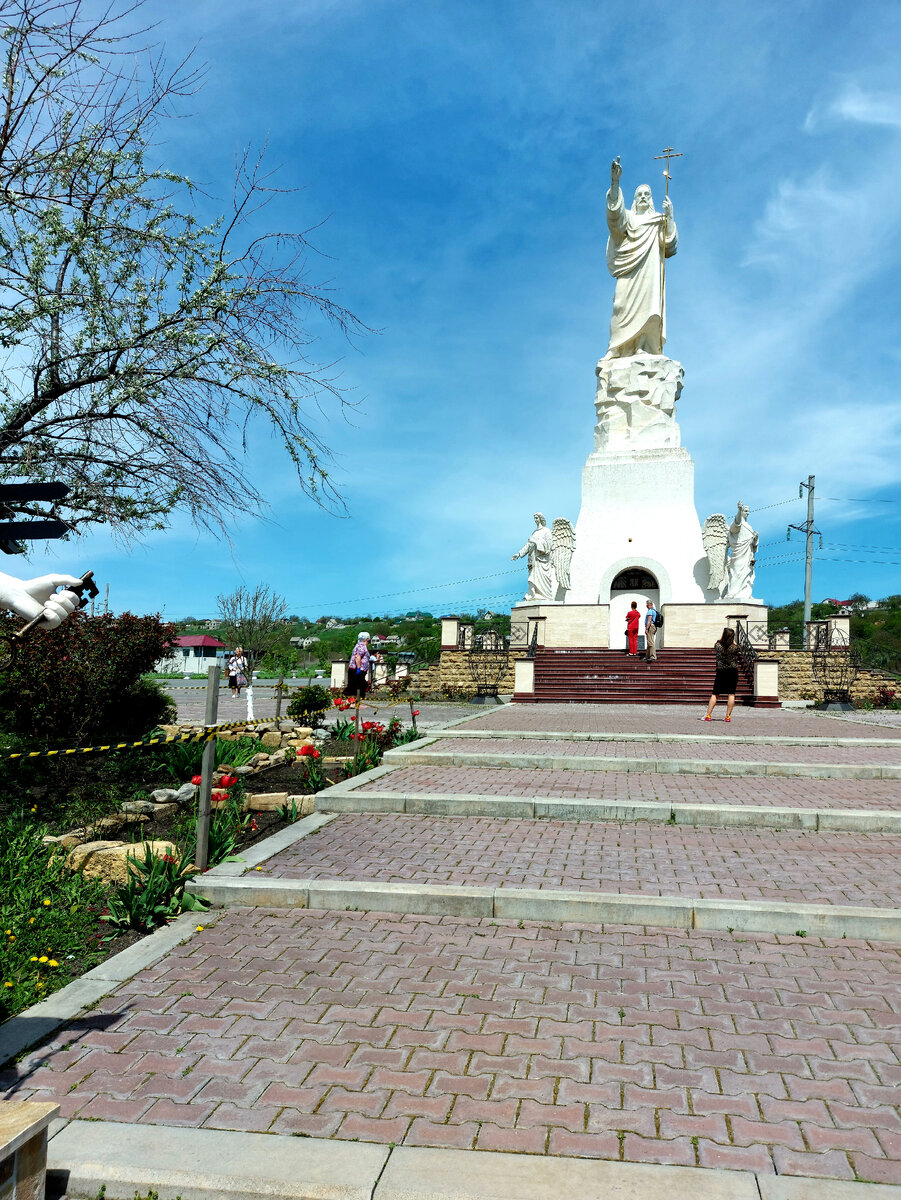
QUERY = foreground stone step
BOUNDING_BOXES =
[347,763,901,811]
[386,738,901,781]
[450,704,901,740]
[7,908,899,1187]
[45,1122,901,1198]
[255,813,901,913]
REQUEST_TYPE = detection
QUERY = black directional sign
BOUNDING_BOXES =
[0,482,71,554]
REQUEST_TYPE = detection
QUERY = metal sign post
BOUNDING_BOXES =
[195,664,221,872]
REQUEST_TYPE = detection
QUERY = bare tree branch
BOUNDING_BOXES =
[0,0,370,538]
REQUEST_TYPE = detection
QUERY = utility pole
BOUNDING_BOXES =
[787,475,822,647]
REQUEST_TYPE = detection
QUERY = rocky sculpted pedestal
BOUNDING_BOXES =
[567,354,715,619]
[594,355,683,452]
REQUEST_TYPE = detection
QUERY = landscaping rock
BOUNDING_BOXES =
[94,814,149,834]
[244,792,289,811]
[150,788,178,803]
[158,725,180,736]
[120,800,156,816]
[66,839,178,885]
[151,802,178,817]
[250,753,270,766]
[233,765,254,775]
[174,783,196,806]
[287,737,314,749]
[286,795,316,817]
[260,732,282,749]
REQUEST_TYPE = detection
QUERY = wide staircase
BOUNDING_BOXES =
[520,646,758,704]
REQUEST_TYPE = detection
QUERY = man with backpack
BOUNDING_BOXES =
[645,600,662,663]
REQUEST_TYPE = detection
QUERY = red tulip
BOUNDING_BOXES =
[191,775,203,786]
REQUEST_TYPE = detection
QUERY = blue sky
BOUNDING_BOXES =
[24,0,901,618]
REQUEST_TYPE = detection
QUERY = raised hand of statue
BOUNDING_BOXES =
[610,156,622,194]
[663,194,673,221]
[0,571,84,628]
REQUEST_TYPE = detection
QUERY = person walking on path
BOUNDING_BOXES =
[227,646,248,698]
[348,631,371,699]
[644,599,658,663]
[625,601,640,656]
[705,627,740,722]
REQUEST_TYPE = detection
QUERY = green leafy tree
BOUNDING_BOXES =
[0,0,366,537]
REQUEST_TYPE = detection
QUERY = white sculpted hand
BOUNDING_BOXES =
[0,572,84,628]
[663,195,673,220]
[611,156,622,188]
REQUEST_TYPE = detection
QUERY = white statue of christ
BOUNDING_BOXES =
[604,156,677,359]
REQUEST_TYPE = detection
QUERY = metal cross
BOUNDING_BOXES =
[653,145,683,198]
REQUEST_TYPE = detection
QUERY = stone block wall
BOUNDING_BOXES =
[768,651,896,703]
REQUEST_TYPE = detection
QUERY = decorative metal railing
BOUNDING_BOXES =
[811,625,861,704]
[509,619,540,660]
[466,624,511,697]
[733,619,758,687]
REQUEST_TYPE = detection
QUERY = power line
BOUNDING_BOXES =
[749,497,800,512]
[823,496,899,504]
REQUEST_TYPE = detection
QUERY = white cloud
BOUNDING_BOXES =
[806,82,901,132]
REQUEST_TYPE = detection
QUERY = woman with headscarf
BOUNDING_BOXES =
[348,631,371,699]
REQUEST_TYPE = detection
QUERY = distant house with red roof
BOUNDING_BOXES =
[155,634,228,676]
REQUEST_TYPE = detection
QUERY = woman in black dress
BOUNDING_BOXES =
[704,627,739,723]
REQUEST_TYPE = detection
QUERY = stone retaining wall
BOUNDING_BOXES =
[768,651,896,703]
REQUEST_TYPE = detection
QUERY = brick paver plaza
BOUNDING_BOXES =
[3,701,900,1189]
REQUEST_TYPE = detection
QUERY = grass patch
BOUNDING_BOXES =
[0,815,113,1021]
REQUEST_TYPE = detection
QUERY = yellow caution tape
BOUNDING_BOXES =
[6,718,270,762]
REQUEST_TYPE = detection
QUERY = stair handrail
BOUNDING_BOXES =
[734,618,758,687]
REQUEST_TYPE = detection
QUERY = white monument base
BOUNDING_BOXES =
[511,600,768,651]
[567,442,713,642]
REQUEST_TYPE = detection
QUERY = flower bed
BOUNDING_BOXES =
[0,713,421,1024]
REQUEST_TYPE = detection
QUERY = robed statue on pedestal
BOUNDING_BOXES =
[604,156,678,359]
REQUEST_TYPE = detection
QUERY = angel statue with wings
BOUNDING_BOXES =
[511,513,576,602]
[702,503,759,601]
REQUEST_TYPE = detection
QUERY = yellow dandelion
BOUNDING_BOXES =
[38,956,48,963]
[43,899,51,907]
[3,982,12,988]
[36,982,44,990]
[28,918,34,924]
[195,925,205,932]
[48,960,58,968]
[30,806,37,812]
[7,936,13,942]
[30,956,38,962]
[4,929,9,935]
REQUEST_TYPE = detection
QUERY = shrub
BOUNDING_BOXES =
[0,610,176,745]
[286,684,332,725]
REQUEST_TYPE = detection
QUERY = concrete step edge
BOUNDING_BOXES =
[186,874,901,943]
[318,789,901,832]
[425,728,901,748]
[45,1120,901,1200]
[381,748,898,780]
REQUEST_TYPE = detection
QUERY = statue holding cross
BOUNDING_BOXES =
[603,149,682,360]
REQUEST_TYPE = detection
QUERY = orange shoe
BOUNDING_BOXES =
[704,715,712,721]
[725,716,732,722]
